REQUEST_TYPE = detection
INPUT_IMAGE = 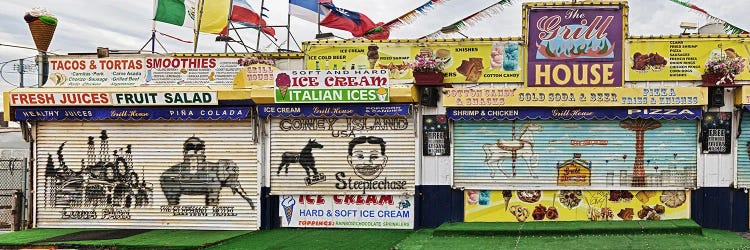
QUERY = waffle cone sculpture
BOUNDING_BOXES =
[24,8,58,52]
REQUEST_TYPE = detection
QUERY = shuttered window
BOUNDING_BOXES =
[269,116,416,195]
[35,121,258,230]
[454,119,698,189]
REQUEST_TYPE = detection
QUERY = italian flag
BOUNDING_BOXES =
[154,0,230,34]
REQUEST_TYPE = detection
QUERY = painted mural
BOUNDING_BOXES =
[465,190,689,222]
[454,119,697,189]
[37,124,258,229]
[270,116,415,195]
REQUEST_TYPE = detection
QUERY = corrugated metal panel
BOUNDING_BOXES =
[736,112,750,187]
[454,119,697,189]
[269,116,416,195]
[34,121,258,230]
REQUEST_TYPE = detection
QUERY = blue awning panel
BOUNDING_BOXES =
[15,107,250,121]
[447,107,702,120]
[258,104,410,117]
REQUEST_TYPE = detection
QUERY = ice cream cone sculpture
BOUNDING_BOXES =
[24,8,57,52]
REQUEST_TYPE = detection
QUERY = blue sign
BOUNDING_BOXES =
[258,104,411,117]
[447,107,702,120]
[15,107,250,121]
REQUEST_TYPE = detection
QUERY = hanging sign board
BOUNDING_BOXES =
[526,6,625,87]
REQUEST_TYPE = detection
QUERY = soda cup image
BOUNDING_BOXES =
[479,190,490,205]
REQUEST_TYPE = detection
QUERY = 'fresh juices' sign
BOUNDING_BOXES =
[526,6,624,87]
[274,70,390,103]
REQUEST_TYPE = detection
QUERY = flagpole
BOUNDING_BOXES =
[286,13,291,51]
[316,0,321,34]
[151,0,157,53]
[255,0,266,51]
[193,0,206,53]
[224,0,234,53]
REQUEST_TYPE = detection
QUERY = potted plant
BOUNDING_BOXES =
[409,53,446,85]
[702,54,745,86]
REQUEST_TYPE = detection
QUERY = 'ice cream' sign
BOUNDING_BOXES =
[274,70,390,103]
[526,5,624,87]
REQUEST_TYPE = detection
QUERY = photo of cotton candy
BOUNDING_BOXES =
[490,42,504,70]
[503,43,519,71]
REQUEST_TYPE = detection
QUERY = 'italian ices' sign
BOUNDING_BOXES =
[274,70,390,103]
[527,6,623,87]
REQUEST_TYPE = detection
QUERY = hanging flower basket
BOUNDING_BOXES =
[701,73,724,86]
[701,73,738,87]
[413,71,445,86]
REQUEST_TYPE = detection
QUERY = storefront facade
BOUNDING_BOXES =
[258,69,419,229]
[4,53,305,230]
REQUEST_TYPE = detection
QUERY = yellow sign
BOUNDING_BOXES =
[557,156,591,186]
[442,87,707,107]
[304,41,524,83]
[233,64,280,89]
[465,190,689,222]
[627,38,750,81]
[735,86,750,105]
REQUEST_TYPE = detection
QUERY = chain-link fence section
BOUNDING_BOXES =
[0,158,27,231]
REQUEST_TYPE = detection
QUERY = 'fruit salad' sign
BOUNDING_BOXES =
[273,70,390,103]
[526,6,624,87]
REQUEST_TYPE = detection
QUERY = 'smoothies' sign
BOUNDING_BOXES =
[526,5,624,87]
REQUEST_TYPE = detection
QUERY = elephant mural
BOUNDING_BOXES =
[160,136,256,210]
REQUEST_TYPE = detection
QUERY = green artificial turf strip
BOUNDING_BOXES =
[434,222,521,236]
[516,235,636,250]
[38,230,251,249]
[0,228,94,245]
[208,228,413,250]
[396,229,518,250]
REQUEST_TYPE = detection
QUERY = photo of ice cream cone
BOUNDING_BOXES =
[377,87,388,102]
[367,44,380,69]
[24,8,57,52]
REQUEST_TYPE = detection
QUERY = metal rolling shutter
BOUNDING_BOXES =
[35,121,258,230]
[737,112,750,187]
[269,116,416,195]
[454,119,698,190]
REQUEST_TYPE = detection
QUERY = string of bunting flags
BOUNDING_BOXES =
[365,0,453,39]
[420,0,515,39]
[668,0,748,34]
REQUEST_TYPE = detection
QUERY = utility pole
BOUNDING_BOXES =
[18,59,24,88]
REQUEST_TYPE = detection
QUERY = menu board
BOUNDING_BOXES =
[627,39,750,81]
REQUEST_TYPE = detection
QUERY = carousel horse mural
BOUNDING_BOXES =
[482,121,542,178]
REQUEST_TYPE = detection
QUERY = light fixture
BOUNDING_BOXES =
[315,32,335,40]
[96,47,109,58]
[680,21,698,35]
[440,24,468,38]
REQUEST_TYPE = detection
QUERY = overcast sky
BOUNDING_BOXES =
[0,0,748,89]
